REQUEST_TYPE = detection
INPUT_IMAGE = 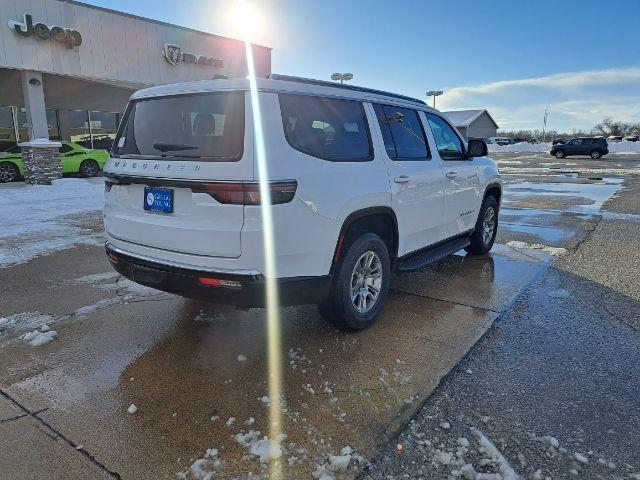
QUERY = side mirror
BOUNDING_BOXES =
[466,138,488,158]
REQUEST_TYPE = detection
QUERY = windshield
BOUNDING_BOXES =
[113,92,245,161]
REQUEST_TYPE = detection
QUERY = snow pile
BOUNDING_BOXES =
[0,312,56,335]
[488,142,550,153]
[183,448,222,480]
[21,327,57,346]
[74,271,119,283]
[532,435,560,449]
[70,276,165,317]
[487,140,640,154]
[0,177,105,267]
[471,427,521,480]
[312,446,363,479]
[233,430,286,464]
[574,452,589,465]
[608,141,640,154]
[506,241,567,256]
[233,430,261,446]
[249,436,284,464]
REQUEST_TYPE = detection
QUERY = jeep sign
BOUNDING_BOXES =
[8,13,82,49]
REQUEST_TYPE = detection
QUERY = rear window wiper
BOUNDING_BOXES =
[152,142,198,152]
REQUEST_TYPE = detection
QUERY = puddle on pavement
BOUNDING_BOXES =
[503,177,623,215]
[0,249,547,480]
[500,222,572,243]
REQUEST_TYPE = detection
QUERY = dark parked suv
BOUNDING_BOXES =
[550,137,608,159]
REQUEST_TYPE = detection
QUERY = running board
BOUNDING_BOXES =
[396,236,470,273]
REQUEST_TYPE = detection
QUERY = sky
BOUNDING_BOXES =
[88,0,640,133]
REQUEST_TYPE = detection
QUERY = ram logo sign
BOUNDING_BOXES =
[162,43,224,68]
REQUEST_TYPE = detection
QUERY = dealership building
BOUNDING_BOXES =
[0,0,271,182]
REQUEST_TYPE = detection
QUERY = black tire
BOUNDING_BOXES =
[590,150,601,159]
[554,150,566,159]
[318,233,391,330]
[0,162,19,183]
[79,159,100,177]
[465,196,499,255]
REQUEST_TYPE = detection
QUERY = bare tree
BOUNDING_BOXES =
[592,118,628,137]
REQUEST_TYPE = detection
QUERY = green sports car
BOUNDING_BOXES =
[0,141,109,183]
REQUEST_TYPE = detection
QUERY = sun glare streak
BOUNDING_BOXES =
[242,2,284,477]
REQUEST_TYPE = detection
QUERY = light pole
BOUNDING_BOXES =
[426,90,444,108]
[542,106,549,142]
[331,73,354,85]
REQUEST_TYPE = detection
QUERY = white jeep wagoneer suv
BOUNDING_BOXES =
[104,75,501,330]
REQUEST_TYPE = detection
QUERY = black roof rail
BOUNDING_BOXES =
[267,74,427,106]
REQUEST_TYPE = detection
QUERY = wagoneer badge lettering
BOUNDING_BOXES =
[8,14,82,49]
[111,160,201,173]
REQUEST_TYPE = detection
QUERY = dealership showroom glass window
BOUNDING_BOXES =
[0,106,119,151]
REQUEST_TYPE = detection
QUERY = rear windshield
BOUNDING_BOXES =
[112,92,245,161]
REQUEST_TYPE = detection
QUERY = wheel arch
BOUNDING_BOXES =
[483,182,502,208]
[331,207,399,273]
[0,159,23,179]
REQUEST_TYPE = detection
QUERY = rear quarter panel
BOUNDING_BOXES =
[256,92,392,277]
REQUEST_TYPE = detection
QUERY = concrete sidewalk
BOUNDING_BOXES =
[360,176,640,479]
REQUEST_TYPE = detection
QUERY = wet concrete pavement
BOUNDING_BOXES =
[1,153,639,479]
[362,157,640,479]
[0,243,545,479]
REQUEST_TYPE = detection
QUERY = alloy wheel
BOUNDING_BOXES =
[350,251,383,314]
[0,163,17,182]
[81,160,99,177]
[482,207,496,246]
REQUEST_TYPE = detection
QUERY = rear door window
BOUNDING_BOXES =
[279,94,372,161]
[113,92,245,161]
[373,104,430,160]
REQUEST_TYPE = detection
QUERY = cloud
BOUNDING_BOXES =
[438,67,640,131]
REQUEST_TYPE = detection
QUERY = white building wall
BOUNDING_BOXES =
[0,0,271,87]
[467,114,498,138]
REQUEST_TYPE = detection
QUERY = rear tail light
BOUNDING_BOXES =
[198,277,242,288]
[193,180,297,205]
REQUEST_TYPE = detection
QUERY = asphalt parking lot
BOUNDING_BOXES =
[1,152,639,479]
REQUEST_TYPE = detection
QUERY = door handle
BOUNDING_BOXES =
[394,175,411,183]
[445,171,458,179]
